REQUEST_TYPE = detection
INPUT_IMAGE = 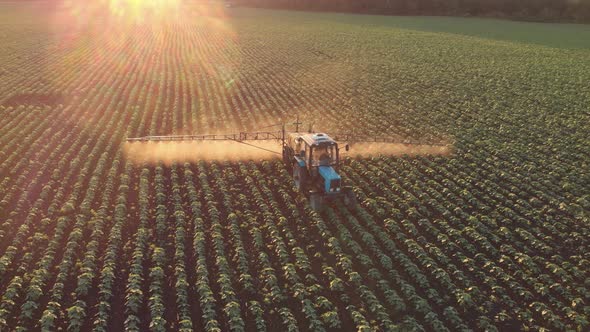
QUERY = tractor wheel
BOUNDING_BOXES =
[343,188,357,208]
[309,193,323,211]
[283,146,292,170]
[293,163,307,193]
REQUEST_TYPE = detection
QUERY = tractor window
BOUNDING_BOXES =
[311,145,335,166]
[297,139,304,157]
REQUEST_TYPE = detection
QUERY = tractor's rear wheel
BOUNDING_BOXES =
[283,146,293,171]
[343,188,357,208]
[293,163,307,193]
[310,193,323,211]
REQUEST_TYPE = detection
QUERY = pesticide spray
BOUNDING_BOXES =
[343,142,452,157]
[124,140,280,165]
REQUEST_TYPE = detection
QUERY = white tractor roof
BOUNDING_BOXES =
[299,133,336,146]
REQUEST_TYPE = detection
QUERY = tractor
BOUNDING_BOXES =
[283,132,355,210]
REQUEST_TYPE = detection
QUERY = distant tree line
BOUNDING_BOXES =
[233,0,590,23]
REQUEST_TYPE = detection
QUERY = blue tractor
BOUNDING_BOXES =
[282,132,356,210]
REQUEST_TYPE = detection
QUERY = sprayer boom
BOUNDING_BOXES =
[126,131,283,142]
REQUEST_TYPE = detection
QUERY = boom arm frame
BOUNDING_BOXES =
[126,131,284,142]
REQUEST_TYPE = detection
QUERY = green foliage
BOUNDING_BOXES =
[0,5,588,332]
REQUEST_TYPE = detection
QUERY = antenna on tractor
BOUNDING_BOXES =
[293,114,302,133]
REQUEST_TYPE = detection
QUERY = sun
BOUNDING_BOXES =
[57,0,184,26]
[107,0,181,20]
[105,0,182,24]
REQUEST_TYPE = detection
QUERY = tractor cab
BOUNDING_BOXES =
[283,132,355,210]
[301,133,339,165]
[311,141,337,166]
[288,132,340,170]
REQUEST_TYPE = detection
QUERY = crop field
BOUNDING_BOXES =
[1,2,589,331]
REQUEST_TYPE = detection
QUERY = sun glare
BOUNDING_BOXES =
[49,0,236,54]
[56,0,233,27]
[106,0,181,22]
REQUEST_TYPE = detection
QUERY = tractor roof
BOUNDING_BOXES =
[299,133,337,146]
